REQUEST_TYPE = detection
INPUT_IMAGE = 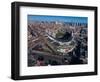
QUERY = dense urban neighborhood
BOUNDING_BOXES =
[28,20,88,66]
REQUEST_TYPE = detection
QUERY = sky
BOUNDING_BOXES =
[28,15,88,24]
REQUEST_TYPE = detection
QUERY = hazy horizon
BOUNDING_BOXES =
[28,15,88,24]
